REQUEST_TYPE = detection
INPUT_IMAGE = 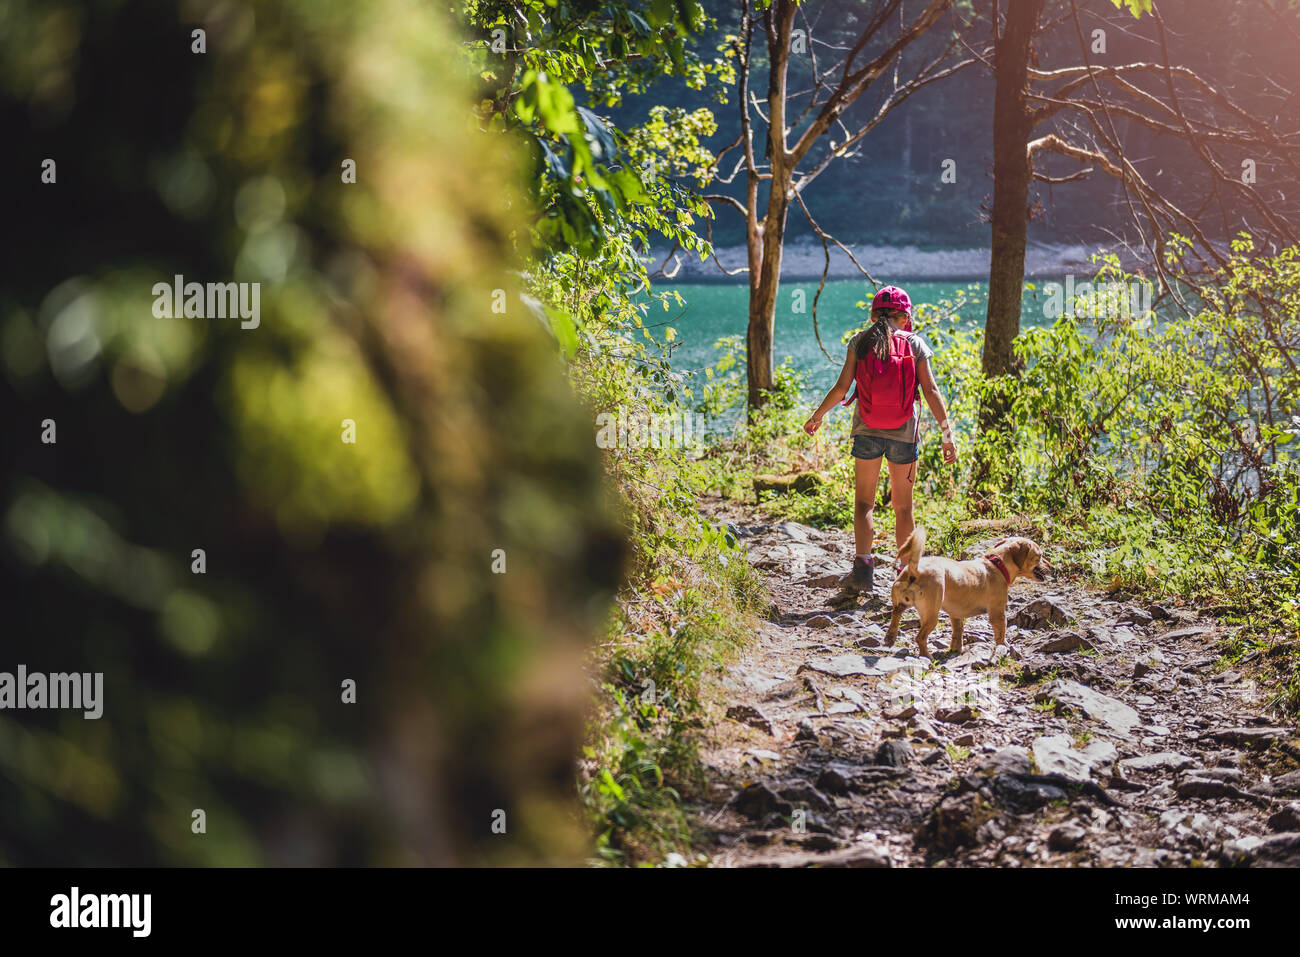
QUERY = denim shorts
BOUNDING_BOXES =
[851,433,919,465]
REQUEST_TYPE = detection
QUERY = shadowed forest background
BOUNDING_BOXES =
[1,0,1298,867]
[607,0,1299,249]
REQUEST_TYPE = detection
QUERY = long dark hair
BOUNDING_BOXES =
[856,308,898,363]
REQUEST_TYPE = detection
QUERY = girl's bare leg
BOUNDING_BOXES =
[887,458,917,567]
[853,455,884,557]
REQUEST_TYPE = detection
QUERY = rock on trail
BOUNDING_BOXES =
[690,502,1300,868]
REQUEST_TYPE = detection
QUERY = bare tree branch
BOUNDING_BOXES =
[793,186,879,363]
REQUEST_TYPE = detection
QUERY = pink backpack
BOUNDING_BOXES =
[842,329,918,429]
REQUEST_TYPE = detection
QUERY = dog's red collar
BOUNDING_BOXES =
[984,554,1011,584]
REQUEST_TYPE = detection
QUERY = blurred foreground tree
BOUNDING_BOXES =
[0,0,623,865]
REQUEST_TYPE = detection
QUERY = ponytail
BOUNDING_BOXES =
[856,309,895,363]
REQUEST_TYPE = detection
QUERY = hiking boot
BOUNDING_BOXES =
[839,556,874,594]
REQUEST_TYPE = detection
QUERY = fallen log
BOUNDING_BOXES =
[753,472,824,495]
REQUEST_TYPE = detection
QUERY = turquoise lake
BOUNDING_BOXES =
[656,278,1052,396]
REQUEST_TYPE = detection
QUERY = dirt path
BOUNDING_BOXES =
[691,499,1300,867]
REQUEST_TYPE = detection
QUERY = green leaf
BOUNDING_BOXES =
[676,0,701,31]
[1110,0,1153,17]
[599,769,626,802]
[514,69,539,123]
[668,36,685,72]
[547,305,579,357]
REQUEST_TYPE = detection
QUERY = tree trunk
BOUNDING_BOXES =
[745,0,797,413]
[972,0,1044,491]
[982,0,1043,380]
[746,186,789,410]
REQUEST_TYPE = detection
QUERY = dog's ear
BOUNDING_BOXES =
[1010,540,1032,568]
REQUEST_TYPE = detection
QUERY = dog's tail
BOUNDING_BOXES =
[899,526,927,577]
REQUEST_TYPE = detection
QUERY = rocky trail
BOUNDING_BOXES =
[690,501,1300,868]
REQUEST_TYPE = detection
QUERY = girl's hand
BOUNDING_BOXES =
[803,413,823,435]
[938,419,957,464]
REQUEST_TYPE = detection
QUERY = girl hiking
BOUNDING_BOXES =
[802,285,957,594]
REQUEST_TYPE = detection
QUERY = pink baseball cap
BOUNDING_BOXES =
[871,285,912,315]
